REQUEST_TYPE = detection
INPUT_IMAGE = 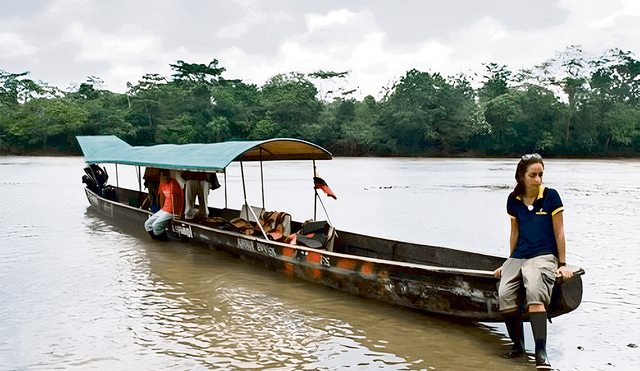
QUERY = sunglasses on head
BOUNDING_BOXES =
[521,153,542,161]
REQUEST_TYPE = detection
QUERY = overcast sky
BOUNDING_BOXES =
[1,0,639,100]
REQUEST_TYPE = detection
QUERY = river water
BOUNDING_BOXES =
[0,156,638,370]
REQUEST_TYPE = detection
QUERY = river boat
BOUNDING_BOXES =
[75,135,584,321]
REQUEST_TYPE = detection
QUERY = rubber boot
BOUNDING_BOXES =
[503,313,525,358]
[156,230,170,241]
[530,312,552,369]
[148,230,169,241]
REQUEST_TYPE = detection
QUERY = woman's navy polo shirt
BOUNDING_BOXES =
[507,186,564,259]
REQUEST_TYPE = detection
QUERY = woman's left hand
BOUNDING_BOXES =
[493,266,503,277]
[556,266,574,279]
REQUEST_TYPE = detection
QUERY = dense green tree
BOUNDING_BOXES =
[434,73,478,151]
[345,97,380,148]
[212,79,261,140]
[2,47,640,156]
[65,77,135,140]
[584,49,640,152]
[260,72,323,141]
[590,49,640,106]
[125,73,167,143]
[516,84,565,153]
[2,98,88,149]
[169,59,226,85]
[601,103,640,150]
[377,69,477,154]
[307,70,355,102]
[0,70,52,107]
[483,91,521,153]
[520,45,590,146]
[378,70,441,153]
[1,70,61,149]
[479,63,511,103]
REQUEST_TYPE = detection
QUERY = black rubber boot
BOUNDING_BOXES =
[530,312,552,369]
[156,230,170,241]
[148,230,169,241]
[503,313,525,358]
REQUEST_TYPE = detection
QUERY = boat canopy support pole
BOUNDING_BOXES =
[313,160,317,221]
[136,166,142,206]
[260,148,265,210]
[115,163,119,189]
[240,158,269,240]
[224,169,228,209]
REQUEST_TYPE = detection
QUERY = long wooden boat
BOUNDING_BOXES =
[76,135,584,321]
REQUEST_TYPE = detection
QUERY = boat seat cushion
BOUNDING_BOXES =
[240,204,265,223]
[294,221,336,251]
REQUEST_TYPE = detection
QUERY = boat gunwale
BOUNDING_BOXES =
[85,187,584,280]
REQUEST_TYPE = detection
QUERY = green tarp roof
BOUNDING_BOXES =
[76,136,332,171]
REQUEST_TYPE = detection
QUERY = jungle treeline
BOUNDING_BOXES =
[1,46,639,157]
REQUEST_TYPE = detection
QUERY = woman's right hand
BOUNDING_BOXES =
[493,266,503,277]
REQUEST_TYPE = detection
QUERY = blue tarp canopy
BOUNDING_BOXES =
[76,136,332,171]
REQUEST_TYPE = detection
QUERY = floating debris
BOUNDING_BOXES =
[363,185,409,190]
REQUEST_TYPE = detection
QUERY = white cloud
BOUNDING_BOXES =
[56,22,169,90]
[305,9,355,31]
[1,0,639,98]
[589,0,640,28]
[265,9,388,98]
[216,23,248,40]
[216,10,270,39]
[0,33,37,57]
[61,22,162,62]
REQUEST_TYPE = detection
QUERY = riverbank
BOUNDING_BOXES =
[2,147,638,160]
[0,146,78,156]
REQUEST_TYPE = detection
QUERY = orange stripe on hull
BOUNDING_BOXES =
[282,246,295,276]
[306,251,322,278]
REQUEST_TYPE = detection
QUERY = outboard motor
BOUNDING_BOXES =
[82,164,112,198]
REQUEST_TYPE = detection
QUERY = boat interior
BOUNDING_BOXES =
[90,181,505,274]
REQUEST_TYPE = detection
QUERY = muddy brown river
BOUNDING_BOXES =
[1,156,638,370]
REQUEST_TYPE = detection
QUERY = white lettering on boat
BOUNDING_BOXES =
[237,238,254,252]
[256,243,276,257]
[172,223,193,238]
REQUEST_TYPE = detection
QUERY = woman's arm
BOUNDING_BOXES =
[494,218,519,277]
[552,211,573,278]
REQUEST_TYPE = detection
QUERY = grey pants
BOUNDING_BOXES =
[498,254,557,312]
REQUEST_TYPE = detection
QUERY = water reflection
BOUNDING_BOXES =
[85,209,523,370]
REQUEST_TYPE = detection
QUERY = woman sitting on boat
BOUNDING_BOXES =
[493,153,574,370]
[144,169,184,241]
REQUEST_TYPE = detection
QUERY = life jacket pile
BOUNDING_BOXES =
[227,212,331,249]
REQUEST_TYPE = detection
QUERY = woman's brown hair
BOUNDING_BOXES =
[513,153,544,198]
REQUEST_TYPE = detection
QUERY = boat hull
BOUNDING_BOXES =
[84,187,583,321]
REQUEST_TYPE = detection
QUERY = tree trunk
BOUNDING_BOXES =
[565,110,572,143]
